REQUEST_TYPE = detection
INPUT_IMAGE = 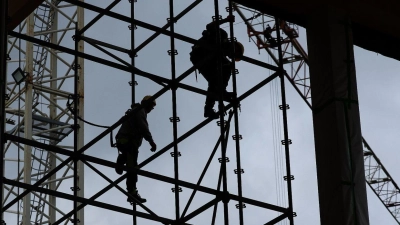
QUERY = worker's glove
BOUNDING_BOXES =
[150,141,157,152]
[226,15,235,23]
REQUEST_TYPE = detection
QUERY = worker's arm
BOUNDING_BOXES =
[136,109,157,151]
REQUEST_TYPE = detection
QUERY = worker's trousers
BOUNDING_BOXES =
[117,141,139,194]
[198,62,232,110]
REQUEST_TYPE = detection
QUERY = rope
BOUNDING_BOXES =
[66,95,117,148]
[66,95,110,129]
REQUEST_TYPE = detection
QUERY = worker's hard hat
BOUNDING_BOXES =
[234,42,244,62]
[141,95,156,106]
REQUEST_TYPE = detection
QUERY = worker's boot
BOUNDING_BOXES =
[204,106,219,119]
[204,95,218,119]
[127,189,147,204]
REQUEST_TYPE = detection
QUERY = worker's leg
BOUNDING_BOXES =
[223,64,235,101]
[198,65,220,118]
[222,63,232,88]
[115,143,128,175]
[126,144,146,203]
[126,147,138,194]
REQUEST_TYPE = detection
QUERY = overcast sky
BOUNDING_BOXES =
[5,0,400,224]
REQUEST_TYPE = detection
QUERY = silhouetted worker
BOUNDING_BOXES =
[190,15,244,119]
[115,95,157,204]
[280,20,298,38]
[263,24,278,47]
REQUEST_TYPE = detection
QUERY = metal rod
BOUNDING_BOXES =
[181,112,234,218]
[3,178,193,225]
[78,0,121,35]
[4,133,287,213]
[52,175,127,225]
[63,0,196,44]
[9,30,172,84]
[81,36,131,54]
[130,0,137,224]
[264,212,291,225]
[180,198,221,223]
[227,1,244,225]
[212,112,234,225]
[23,11,34,225]
[168,0,181,222]
[82,36,131,67]
[81,160,158,217]
[73,22,79,225]
[275,16,294,225]
[210,2,230,225]
[134,0,202,54]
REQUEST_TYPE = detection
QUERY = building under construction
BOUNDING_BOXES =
[1,0,400,225]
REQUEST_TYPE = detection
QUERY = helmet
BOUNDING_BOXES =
[141,95,156,106]
[234,42,244,62]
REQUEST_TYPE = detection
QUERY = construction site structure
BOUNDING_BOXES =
[1,0,400,225]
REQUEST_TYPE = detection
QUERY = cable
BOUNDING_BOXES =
[65,95,119,148]
[73,114,110,129]
[66,95,110,129]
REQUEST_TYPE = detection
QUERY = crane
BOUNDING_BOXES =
[234,3,400,223]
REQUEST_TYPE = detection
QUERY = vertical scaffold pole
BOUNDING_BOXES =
[49,4,58,223]
[131,0,136,105]
[73,23,79,225]
[130,0,137,224]
[275,17,294,225]
[212,1,230,224]
[76,2,85,224]
[23,11,34,225]
[168,0,181,222]
[226,1,244,225]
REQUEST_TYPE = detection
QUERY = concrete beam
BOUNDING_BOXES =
[306,7,369,225]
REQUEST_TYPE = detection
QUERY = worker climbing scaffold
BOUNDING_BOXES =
[114,95,157,204]
[189,15,244,119]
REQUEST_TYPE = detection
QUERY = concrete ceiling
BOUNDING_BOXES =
[7,0,45,31]
[8,1,400,61]
[234,0,400,61]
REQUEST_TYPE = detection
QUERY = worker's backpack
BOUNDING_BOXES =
[190,30,212,63]
[190,28,228,63]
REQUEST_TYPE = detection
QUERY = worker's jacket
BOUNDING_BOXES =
[116,103,153,148]
[190,23,231,73]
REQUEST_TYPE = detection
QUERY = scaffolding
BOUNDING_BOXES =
[2,0,298,224]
